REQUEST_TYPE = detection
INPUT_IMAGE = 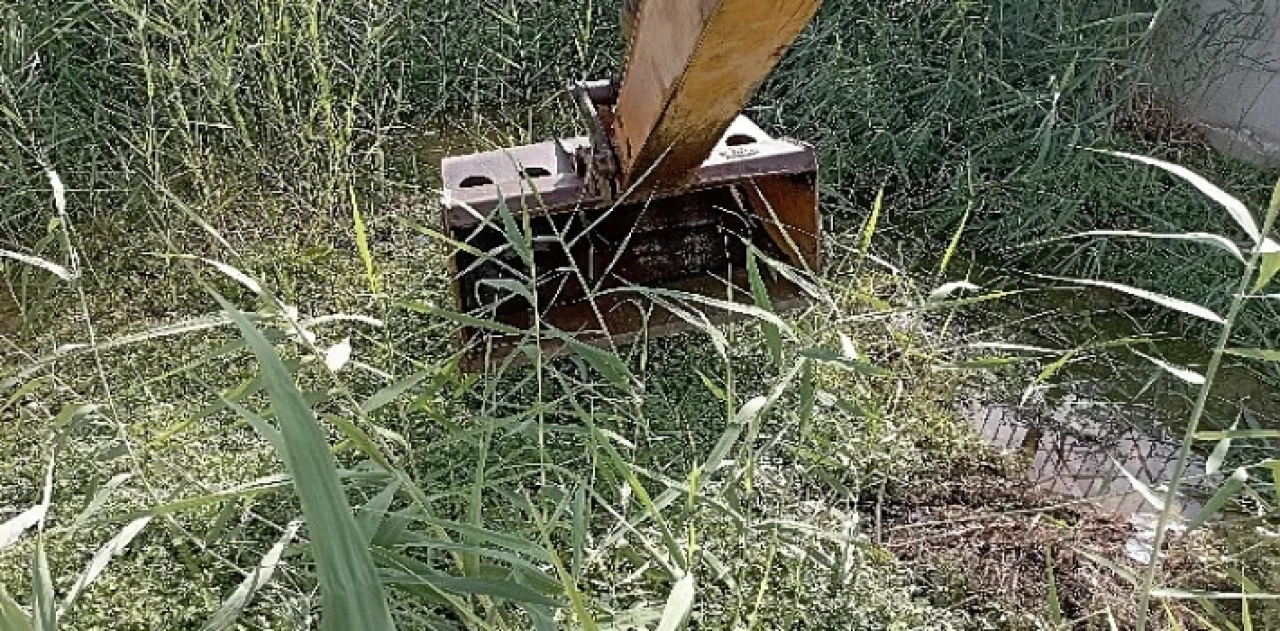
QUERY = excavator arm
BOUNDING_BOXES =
[614,0,823,188]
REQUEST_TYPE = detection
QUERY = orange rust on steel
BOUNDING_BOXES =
[613,0,824,190]
[745,173,821,271]
[462,268,807,371]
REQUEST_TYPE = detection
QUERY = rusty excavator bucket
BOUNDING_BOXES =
[440,0,825,370]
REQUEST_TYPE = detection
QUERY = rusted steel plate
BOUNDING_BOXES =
[440,116,821,371]
[459,267,810,372]
[452,185,752,316]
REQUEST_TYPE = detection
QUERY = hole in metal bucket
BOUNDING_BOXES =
[522,167,552,178]
[459,175,493,188]
[725,134,757,146]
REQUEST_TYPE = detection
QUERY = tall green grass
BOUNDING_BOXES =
[5,0,1272,347]
[2,0,1278,628]
[759,1,1280,347]
[0,194,1001,627]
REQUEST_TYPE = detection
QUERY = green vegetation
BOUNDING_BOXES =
[1,0,1278,629]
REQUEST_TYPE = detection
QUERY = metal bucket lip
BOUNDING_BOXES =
[440,115,817,230]
[438,100,821,371]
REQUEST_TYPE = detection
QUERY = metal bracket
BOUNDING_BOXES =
[569,79,620,204]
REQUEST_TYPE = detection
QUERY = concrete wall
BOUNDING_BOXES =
[1154,0,1280,166]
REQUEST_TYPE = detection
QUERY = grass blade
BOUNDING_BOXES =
[216,296,395,631]
[357,483,401,545]
[928,280,980,302]
[798,347,889,377]
[1131,350,1205,385]
[1027,230,1246,262]
[1224,348,1280,362]
[3,313,239,392]
[324,338,353,372]
[1267,460,1280,506]
[557,335,632,388]
[605,286,794,338]
[1113,459,1166,512]
[1205,421,1236,475]
[1186,468,1248,532]
[1033,274,1224,324]
[378,570,560,608]
[203,520,301,631]
[61,517,152,614]
[397,301,523,336]
[495,197,532,267]
[746,250,781,365]
[32,539,54,631]
[860,187,883,257]
[655,572,695,631]
[409,517,552,563]
[45,169,66,215]
[938,196,971,275]
[1251,181,1280,291]
[69,474,133,532]
[352,188,379,293]
[1195,430,1280,440]
[360,369,431,414]
[1150,589,1280,601]
[1075,548,1139,586]
[200,258,263,295]
[0,506,48,553]
[702,397,762,474]
[1255,251,1280,293]
[1046,546,1064,628]
[1092,150,1262,243]
[0,586,33,631]
[0,249,73,282]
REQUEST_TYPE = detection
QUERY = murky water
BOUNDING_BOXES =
[956,297,1279,522]
[964,395,1206,518]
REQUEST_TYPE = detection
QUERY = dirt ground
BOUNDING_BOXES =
[881,459,1213,629]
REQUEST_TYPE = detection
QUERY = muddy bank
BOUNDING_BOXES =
[946,273,1280,518]
[880,462,1218,629]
